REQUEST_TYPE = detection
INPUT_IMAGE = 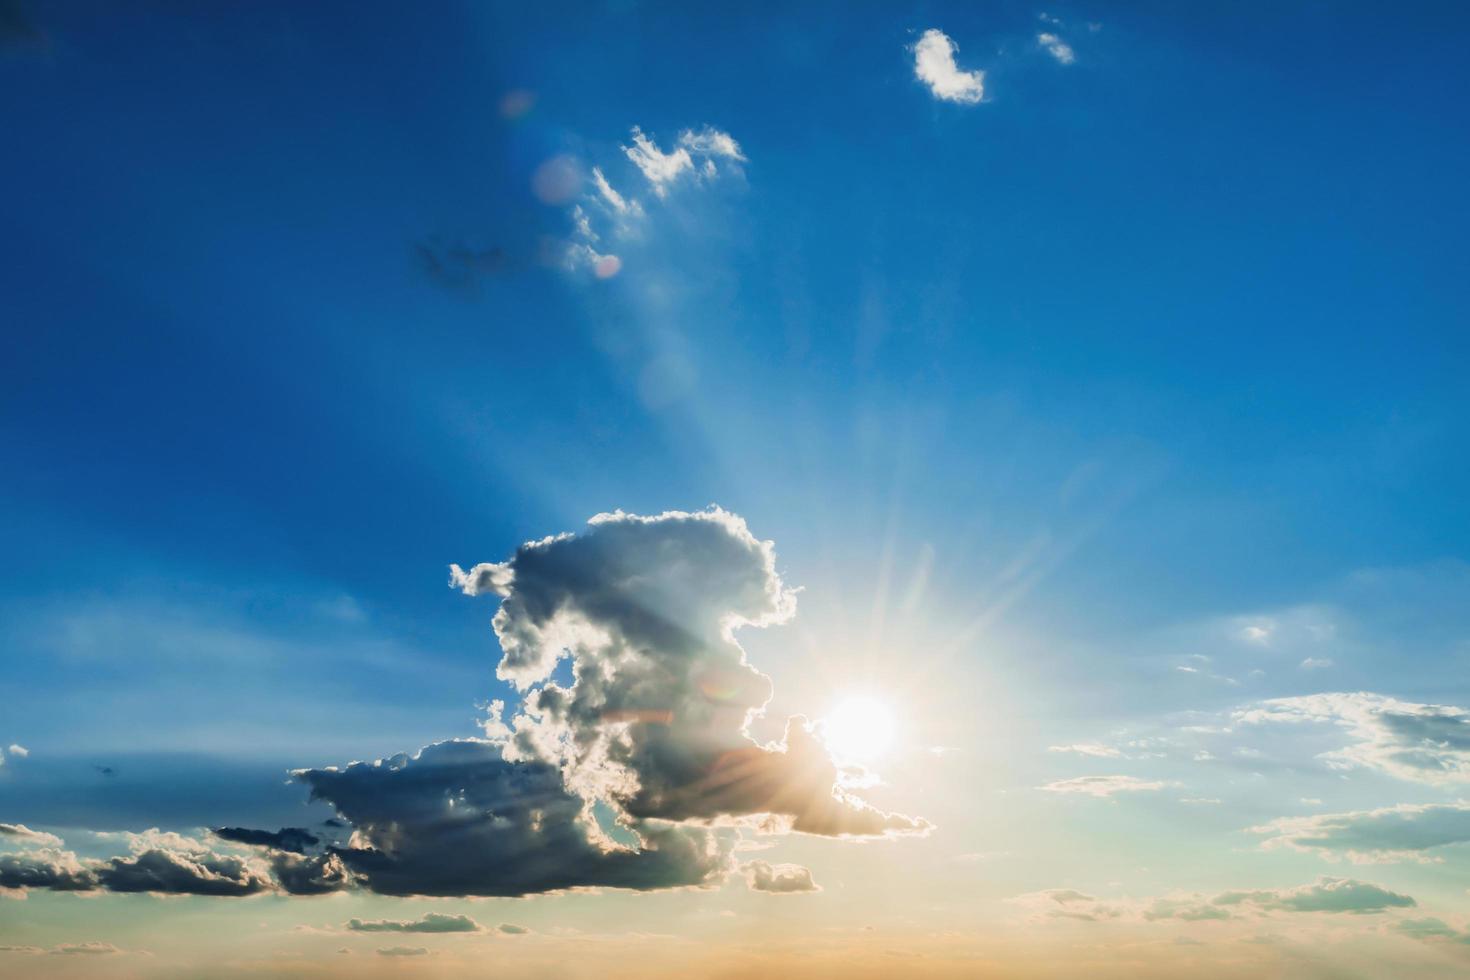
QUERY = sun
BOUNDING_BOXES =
[819,695,896,762]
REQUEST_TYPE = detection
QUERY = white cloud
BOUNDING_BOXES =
[913,29,985,105]
[1037,32,1076,65]
[623,127,693,194]
[678,127,745,161]
[622,126,745,195]
[1235,692,1470,784]
[1241,625,1272,644]
[1300,658,1334,670]
[1039,775,1170,797]
[591,166,641,218]
[6,745,26,758]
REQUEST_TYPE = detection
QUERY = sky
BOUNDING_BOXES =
[1,1,1469,977]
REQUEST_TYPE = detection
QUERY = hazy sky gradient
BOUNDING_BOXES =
[2,1,1468,976]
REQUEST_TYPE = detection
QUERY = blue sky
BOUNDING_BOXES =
[2,2,1469,976]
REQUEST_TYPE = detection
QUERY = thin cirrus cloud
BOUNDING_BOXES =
[1038,775,1170,797]
[1234,692,1470,784]
[1013,877,1417,922]
[565,125,743,276]
[1250,801,1470,863]
[913,28,985,104]
[3,510,928,902]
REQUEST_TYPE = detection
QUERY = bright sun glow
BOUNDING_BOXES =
[820,695,896,762]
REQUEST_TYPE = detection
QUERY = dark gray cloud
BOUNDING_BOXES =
[1251,802,1470,862]
[497,923,529,935]
[268,851,352,896]
[744,860,819,894]
[347,913,479,934]
[0,849,98,891]
[451,508,929,839]
[295,738,728,897]
[376,946,429,957]
[94,847,272,896]
[213,826,318,854]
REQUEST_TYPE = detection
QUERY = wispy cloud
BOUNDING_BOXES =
[1235,692,1470,784]
[1039,775,1170,797]
[1013,876,1415,923]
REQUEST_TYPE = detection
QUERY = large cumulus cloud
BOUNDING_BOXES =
[3,509,928,900]
[451,508,928,839]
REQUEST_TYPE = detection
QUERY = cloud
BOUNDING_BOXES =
[678,127,745,162]
[50,943,119,956]
[0,823,62,848]
[213,827,318,854]
[6,745,27,758]
[623,128,693,194]
[591,167,641,217]
[1047,743,1122,758]
[0,849,98,892]
[376,946,429,957]
[621,127,745,196]
[6,510,926,902]
[913,29,985,104]
[449,508,929,840]
[294,738,730,897]
[1039,775,1169,797]
[1,830,277,897]
[267,851,352,896]
[1394,917,1470,945]
[94,845,273,897]
[1037,32,1076,65]
[1300,658,1334,670]
[1213,877,1414,914]
[347,913,480,934]
[498,923,529,935]
[1250,801,1470,863]
[1235,692,1470,784]
[1013,877,1415,923]
[744,860,819,894]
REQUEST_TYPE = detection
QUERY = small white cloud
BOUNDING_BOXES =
[678,127,745,161]
[913,29,985,104]
[1037,32,1076,65]
[1241,625,1272,644]
[7,745,27,758]
[1300,658,1334,670]
[1179,798,1222,805]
